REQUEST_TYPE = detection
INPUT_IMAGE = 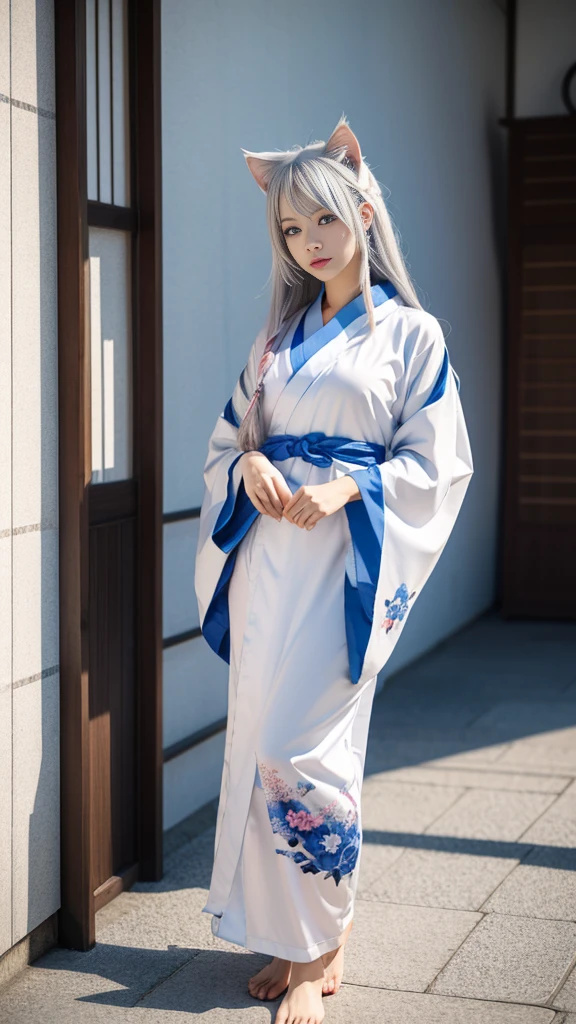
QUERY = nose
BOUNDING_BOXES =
[305,230,322,252]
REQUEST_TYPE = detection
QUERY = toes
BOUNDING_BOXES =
[250,976,270,997]
[252,975,290,1001]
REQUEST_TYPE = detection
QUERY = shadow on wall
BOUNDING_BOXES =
[21,8,60,940]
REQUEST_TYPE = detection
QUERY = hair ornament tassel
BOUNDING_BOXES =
[237,331,282,452]
[242,343,275,421]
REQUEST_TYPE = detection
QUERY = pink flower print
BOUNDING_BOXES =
[257,760,361,884]
[258,762,294,802]
[285,809,325,831]
[319,797,339,817]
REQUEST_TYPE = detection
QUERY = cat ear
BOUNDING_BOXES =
[325,115,371,190]
[241,148,281,194]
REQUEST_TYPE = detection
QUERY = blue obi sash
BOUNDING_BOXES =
[202,431,386,685]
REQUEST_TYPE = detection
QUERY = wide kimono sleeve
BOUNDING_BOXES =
[194,325,269,663]
[343,313,474,686]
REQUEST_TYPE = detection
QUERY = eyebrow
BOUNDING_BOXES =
[280,208,326,224]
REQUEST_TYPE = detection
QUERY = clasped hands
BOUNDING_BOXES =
[239,451,360,531]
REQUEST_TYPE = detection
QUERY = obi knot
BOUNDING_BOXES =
[258,432,386,468]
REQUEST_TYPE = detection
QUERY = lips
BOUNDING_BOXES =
[310,257,332,268]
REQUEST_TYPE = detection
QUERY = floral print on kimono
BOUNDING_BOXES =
[380,582,416,633]
[258,762,360,885]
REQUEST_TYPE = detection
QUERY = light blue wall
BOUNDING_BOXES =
[161,0,506,826]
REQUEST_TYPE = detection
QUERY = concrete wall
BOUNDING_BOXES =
[0,0,60,957]
[516,0,576,117]
[161,0,506,828]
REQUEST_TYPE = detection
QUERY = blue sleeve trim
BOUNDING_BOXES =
[212,454,260,552]
[201,453,260,664]
[344,464,385,684]
[222,395,240,427]
[421,346,450,410]
[344,575,372,686]
[200,548,238,664]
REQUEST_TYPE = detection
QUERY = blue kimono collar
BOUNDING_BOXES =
[313,278,398,327]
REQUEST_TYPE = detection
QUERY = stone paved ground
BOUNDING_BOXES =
[1,609,576,1023]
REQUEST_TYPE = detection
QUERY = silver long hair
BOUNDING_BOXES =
[237,115,423,452]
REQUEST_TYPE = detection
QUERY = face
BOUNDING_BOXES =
[279,194,373,283]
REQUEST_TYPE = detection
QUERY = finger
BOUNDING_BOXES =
[271,470,293,499]
[299,504,324,529]
[284,500,306,524]
[296,507,315,528]
[274,477,294,507]
[251,480,276,513]
[291,504,310,528]
[256,491,278,518]
[282,486,303,514]
[261,478,284,518]
[305,512,321,530]
[259,490,283,520]
[248,492,268,516]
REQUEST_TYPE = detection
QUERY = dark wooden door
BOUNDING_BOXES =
[502,115,576,618]
[89,482,138,907]
[56,0,163,950]
[83,0,142,912]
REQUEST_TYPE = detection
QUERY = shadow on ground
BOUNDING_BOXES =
[1,608,575,1021]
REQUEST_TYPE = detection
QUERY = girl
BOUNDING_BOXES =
[194,115,474,1024]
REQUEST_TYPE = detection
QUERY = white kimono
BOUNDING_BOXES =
[194,280,474,962]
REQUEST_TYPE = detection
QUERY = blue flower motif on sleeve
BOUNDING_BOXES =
[258,762,360,886]
[380,582,416,633]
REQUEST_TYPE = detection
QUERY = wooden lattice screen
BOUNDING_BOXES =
[503,115,576,619]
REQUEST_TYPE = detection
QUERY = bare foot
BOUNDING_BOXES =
[248,956,291,1000]
[321,919,353,995]
[274,956,325,1024]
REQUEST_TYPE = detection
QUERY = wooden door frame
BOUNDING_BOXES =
[55,0,163,951]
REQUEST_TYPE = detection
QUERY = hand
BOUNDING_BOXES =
[282,476,361,530]
[239,451,293,522]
